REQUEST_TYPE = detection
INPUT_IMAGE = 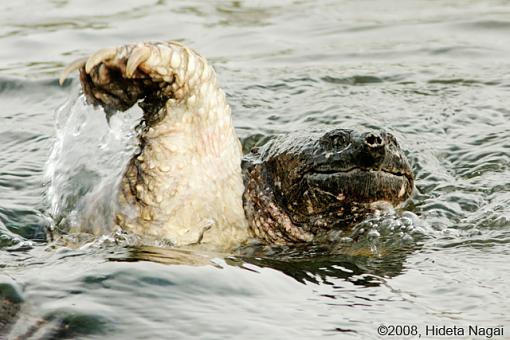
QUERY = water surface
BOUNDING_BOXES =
[1,0,509,339]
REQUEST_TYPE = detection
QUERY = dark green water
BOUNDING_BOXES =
[1,1,509,339]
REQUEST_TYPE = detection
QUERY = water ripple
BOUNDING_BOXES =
[1,1,510,338]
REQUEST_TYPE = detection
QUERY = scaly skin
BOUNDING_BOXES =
[62,42,250,248]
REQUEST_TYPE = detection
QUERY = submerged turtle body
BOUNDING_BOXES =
[60,41,414,248]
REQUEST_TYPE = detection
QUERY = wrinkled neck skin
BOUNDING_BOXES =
[243,164,314,244]
[243,162,394,244]
[78,43,252,249]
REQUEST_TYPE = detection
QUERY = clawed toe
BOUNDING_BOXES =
[60,41,217,118]
[85,47,118,73]
[59,57,87,86]
[126,46,152,78]
[60,44,155,85]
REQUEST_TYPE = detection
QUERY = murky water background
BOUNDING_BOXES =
[1,0,510,339]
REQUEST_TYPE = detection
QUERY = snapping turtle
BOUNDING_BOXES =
[59,41,414,248]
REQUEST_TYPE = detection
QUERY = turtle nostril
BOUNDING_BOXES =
[364,133,384,148]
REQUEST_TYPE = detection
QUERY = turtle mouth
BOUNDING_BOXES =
[305,168,414,204]
[311,167,412,182]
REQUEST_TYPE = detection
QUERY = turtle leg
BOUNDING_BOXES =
[59,42,248,247]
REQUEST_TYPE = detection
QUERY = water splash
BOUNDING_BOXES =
[44,88,141,237]
[324,207,431,257]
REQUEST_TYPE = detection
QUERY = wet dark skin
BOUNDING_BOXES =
[242,128,414,244]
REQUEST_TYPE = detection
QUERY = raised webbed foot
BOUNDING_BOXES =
[60,42,216,121]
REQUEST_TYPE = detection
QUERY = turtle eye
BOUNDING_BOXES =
[320,129,351,149]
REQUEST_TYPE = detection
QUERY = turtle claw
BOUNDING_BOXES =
[85,47,117,73]
[60,41,220,117]
[125,45,152,78]
[58,47,117,86]
[59,56,87,86]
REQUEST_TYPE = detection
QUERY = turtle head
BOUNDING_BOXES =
[242,128,414,243]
